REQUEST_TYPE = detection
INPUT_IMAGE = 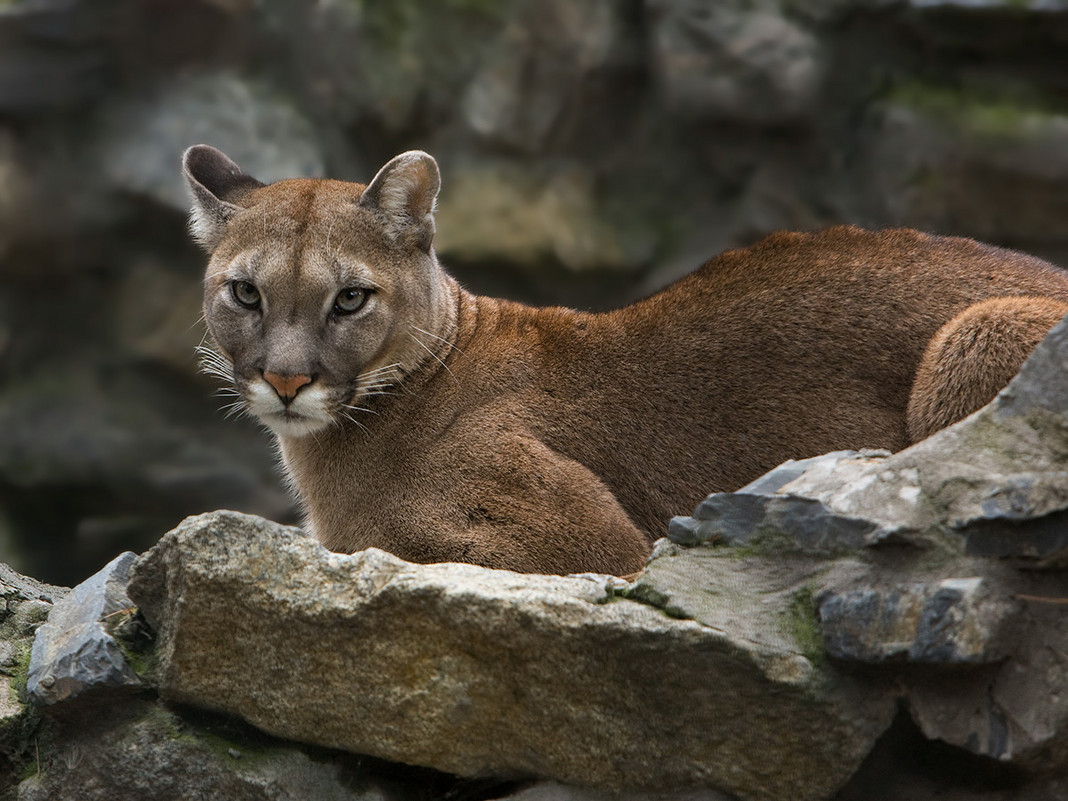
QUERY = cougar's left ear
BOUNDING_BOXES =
[359,151,440,252]
[182,145,265,251]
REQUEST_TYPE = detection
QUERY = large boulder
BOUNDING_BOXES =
[126,511,895,801]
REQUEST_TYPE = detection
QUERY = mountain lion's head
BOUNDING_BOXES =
[183,145,457,438]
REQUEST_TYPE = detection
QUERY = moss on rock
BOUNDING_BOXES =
[885,81,1065,138]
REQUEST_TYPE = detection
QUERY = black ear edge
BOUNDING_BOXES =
[182,145,265,205]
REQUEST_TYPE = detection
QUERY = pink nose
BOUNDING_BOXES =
[263,371,313,401]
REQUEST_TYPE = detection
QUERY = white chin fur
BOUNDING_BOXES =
[246,382,333,438]
[261,414,332,438]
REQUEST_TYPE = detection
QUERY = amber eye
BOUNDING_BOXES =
[231,280,261,309]
[334,287,369,315]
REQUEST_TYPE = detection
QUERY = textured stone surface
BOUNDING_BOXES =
[496,782,735,801]
[667,451,887,552]
[0,563,65,794]
[905,588,1068,770]
[15,698,398,801]
[648,0,822,123]
[128,511,895,801]
[93,71,326,211]
[27,552,140,705]
[0,564,66,608]
[817,577,1018,664]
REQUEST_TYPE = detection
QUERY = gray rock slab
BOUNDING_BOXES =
[647,0,821,124]
[494,781,735,801]
[818,576,1019,664]
[1,562,67,606]
[27,552,140,705]
[93,71,325,210]
[781,312,1068,562]
[668,451,909,553]
[1,561,64,738]
[15,698,395,801]
[128,511,896,801]
[669,486,877,553]
[906,587,1068,770]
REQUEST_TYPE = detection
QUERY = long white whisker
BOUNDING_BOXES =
[351,362,403,403]
[220,401,247,419]
[195,345,233,370]
[342,403,379,416]
[358,373,395,385]
[356,382,399,395]
[335,410,370,435]
[187,312,207,332]
[358,362,402,380]
[200,367,232,380]
[408,332,458,385]
[195,343,247,421]
[410,325,461,354]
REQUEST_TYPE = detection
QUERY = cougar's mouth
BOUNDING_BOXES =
[246,380,334,438]
[262,408,332,438]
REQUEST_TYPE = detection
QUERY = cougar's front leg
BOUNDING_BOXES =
[427,429,652,576]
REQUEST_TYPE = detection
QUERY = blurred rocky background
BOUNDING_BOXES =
[3,0,1068,585]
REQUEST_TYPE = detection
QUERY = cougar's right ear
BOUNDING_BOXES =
[359,150,440,252]
[182,145,265,251]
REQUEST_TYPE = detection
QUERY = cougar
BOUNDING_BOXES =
[183,145,1068,575]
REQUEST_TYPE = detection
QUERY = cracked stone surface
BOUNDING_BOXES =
[27,552,141,705]
[817,576,1020,665]
[0,563,65,753]
[15,698,396,801]
[127,510,895,801]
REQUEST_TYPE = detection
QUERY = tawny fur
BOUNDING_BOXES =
[184,145,1068,576]
[906,296,1068,440]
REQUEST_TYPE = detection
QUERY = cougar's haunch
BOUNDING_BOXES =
[184,145,1068,575]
